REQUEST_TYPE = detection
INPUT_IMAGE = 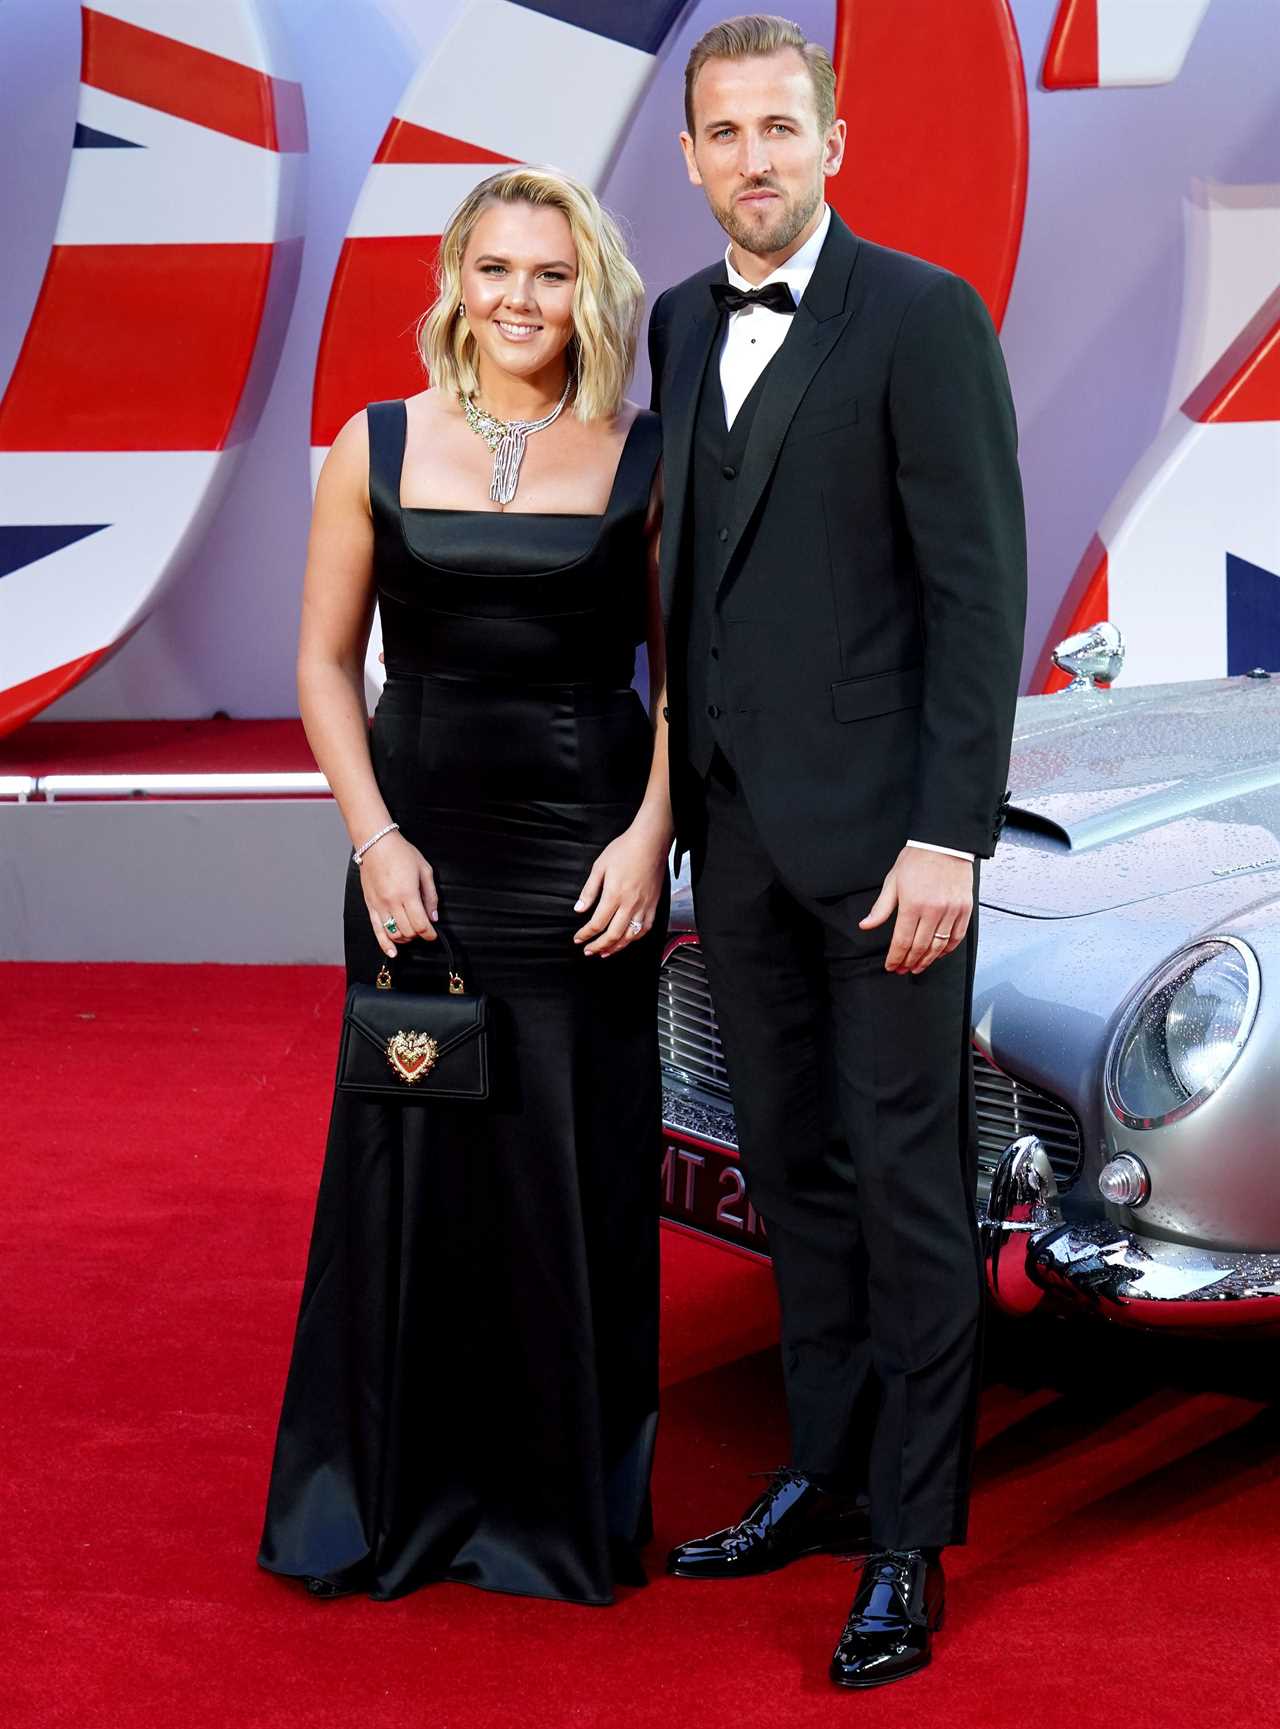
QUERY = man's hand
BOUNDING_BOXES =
[859,846,973,974]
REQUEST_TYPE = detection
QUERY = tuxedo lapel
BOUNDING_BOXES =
[657,268,725,619]
[718,216,862,593]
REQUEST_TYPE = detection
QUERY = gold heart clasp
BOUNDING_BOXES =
[386,1029,439,1084]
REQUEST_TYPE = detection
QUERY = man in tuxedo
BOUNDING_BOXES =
[650,16,1026,1688]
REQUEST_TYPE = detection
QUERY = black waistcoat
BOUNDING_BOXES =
[683,337,771,776]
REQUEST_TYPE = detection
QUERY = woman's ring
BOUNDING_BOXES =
[930,932,950,944]
[627,919,644,937]
[384,917,399,936]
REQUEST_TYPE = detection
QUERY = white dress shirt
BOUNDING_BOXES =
[717,205,973,865]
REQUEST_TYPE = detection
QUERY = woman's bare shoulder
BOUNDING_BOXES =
[404,384,459,429]
[316,407,371,499]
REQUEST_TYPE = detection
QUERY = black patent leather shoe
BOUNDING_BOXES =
[830,1549,945,1688]
[302,1570,367,1599]
[667,1469,871,1579]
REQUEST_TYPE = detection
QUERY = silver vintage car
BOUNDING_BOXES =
[658,625,1280,1333]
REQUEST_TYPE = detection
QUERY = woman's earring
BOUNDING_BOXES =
[458,303,466,318]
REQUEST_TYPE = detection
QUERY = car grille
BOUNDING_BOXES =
[659,940,1083,1190]
[972,1050,1082,1188]
[658,941,731,1097]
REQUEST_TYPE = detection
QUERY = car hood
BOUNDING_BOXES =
[982,674,1280,917]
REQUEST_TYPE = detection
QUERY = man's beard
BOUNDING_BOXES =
[711,180,822,258]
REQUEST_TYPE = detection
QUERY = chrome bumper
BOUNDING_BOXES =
[982,1137,1280,1332]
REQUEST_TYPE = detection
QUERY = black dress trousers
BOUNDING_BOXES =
[691,752,984,1551]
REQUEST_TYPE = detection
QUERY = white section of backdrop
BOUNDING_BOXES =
[1,0,1277,719]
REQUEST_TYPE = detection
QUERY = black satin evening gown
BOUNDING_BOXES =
[257,401,667,1607]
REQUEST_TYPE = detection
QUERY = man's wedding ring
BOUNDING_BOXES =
[627,919,645,937]
[930,932,950,944]
[384,917,399,936]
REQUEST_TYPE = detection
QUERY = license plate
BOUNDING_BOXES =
[661,1136,770,1258]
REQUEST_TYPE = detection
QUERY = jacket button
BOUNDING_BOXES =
[706,704,720,719]
[722,465,736,480]
[710,647,719,660]
[717,528,729,542]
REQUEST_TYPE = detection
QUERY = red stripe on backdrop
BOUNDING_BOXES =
[0,244,277,451]
[373,120,517,165]
[311,236,442,447]
[1182,286,1280,425]
[0,648,108,741]
[81,8,305,152]
[1033,535,1109,693]
[1041,0,1100,90]
[829,0,1028,328]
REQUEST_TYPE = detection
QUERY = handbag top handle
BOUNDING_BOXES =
[375,924,466,996]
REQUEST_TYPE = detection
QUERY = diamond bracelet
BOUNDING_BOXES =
[352,821,400,865]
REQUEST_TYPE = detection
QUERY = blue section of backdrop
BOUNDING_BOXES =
[72,122,141,148]
[515,0,692,54]
[0,525,108,582]
[1226,553,1280,677]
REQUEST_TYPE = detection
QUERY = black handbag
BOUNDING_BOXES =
[337,926,489,1102]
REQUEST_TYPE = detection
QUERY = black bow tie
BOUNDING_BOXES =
[710,280,796,317]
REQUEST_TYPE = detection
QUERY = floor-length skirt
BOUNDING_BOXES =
[257,674,667,1605]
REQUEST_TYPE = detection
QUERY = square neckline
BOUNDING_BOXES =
[394,399,648,523]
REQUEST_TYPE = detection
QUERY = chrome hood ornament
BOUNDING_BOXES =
[1052,621,1125,691]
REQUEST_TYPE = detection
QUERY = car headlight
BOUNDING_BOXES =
[1105,938,1260,1128]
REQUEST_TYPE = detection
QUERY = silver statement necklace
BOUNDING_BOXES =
[459,379,571,506]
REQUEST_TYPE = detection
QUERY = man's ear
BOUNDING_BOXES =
[678,131,704,188]
[822,117,847,178]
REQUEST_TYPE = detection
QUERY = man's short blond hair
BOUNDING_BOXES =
[684,14,837,136]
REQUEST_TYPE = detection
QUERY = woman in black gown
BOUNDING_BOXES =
[258,167,672,1607]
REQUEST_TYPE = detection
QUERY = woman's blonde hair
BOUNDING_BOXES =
[417,166,643,423]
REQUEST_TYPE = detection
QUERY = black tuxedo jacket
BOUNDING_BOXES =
[649,211,1027,897]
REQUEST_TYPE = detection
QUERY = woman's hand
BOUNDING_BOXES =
[573,820,669,957]
[358,832,439,958]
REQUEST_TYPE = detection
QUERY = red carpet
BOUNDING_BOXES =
[1,961,1275,1729]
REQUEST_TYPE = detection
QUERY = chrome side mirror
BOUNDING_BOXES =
[1052,621,1124,692]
